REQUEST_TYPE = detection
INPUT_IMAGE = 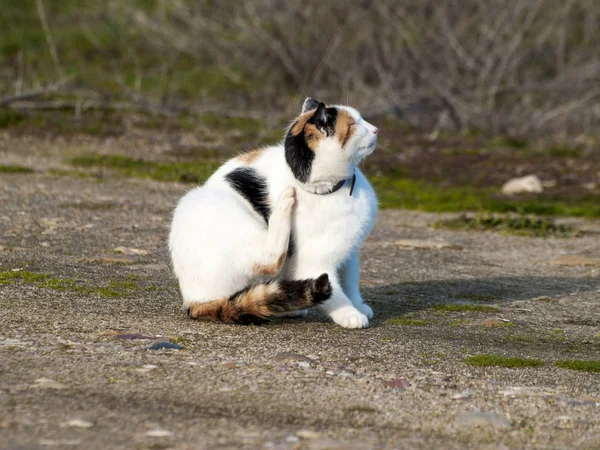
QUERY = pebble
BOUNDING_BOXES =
[394,239,463,250]
[114,246,150,256]
[479,319,510,327]
[135,364,158,374]
[145,429,173,437]
[115,333,153,340]
[385,378,412,390]
[33,378,67,390]
[275,352,317,364]
[548,255,600,267]
[148,342,184,351]
[454,411,511,430]
[297,430,321,439]
[451,390,473,400]
[65,419,94,428]
[501,175,543,195]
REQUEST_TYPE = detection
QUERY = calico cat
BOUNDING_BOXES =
[169,98,378,328]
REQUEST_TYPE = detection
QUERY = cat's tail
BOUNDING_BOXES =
[186,273,332,325]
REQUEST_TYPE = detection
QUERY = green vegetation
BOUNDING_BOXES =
[465,354,544,368]
[434,214,579,237]
[385,317,429,326]
[371,176,600,217]
[432,304,499,313]
[553,360,600,373]
[0,269,146,298]
[70,154,217,184]
[0,164,34,174]
[0,109,25,128]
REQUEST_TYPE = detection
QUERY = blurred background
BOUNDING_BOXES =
[2,0,600,225]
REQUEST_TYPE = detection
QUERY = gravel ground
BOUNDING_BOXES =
[1,134,599,449]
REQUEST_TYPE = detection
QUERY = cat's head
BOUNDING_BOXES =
[284,98,378,186]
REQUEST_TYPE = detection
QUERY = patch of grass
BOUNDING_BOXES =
[386,317,429,326]
[489,136,528,149]
[0,164,34,174]
[465,354,544,368]
[0,270,48,285]
[544,145,581,158]
[0,108,25,128]
[432,304,499,313]
[70,154,217,183]
[371,176,600,217]
[553,360,600,373]
[435,213,578,237]
[0,269,140,298]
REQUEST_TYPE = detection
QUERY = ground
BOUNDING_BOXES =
[1,132,600,450]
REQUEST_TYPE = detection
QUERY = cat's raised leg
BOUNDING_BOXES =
[340,251,373,319]
[252,186,295,276]
[319,274,369,329]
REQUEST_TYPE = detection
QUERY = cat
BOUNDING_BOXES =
[169,97,378,328]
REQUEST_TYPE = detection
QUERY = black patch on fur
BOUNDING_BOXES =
[287,233,295,258]
[285,130,314,182]
[225,167,271,224]
[285,103,339,182]
[237,314,269,326]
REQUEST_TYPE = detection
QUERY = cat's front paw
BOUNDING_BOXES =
[329,306,369,329]
[356,302,373,319]
[274,186,296,215]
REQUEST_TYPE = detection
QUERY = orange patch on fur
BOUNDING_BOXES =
[237,148,264,164]
[304,123,324,150]
[290,110,316,136]
[253,252,287,276]
[335,110,356,147]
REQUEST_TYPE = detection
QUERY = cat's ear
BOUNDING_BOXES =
[302,97,320,114]
[313,102,328,130]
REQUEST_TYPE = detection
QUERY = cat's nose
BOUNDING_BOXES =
[373,128,379,135]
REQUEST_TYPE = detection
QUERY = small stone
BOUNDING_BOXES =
[296,361,310,369]
[145,429,173,437]
[115,333,153,340]
[479,319,510,327]
[394,239,463,250]
[534,296,556,303]
[93,254,136,264]
[454,411,511,430]
[220,361,241,369]
[296,430,321,440]
[275,352,317,364]
[451,390,473,400]
[385,378,412,390]
[65,419,94,428]
[135,364,158,374]
[548,255,600,267]
[114,246,150,256]
[501,175,543,195]
[33,378,67,390]
[148,342,184,351]
[286,435,300,443]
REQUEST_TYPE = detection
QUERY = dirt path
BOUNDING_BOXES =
[1,149,600,449]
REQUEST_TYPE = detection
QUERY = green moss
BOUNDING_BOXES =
[0,269,140,298]
[435,214,578,237]
[465,354,544,368]
[553,360,600,373]
[489,136,528,149]
[70,154,216,183]
[371,176,600,217]
[385,317,429,326]
[0,164,34,174]
[432,304,499,313]
[0,109,25,128]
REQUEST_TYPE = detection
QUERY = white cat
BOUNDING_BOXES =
[169,98,378,328]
